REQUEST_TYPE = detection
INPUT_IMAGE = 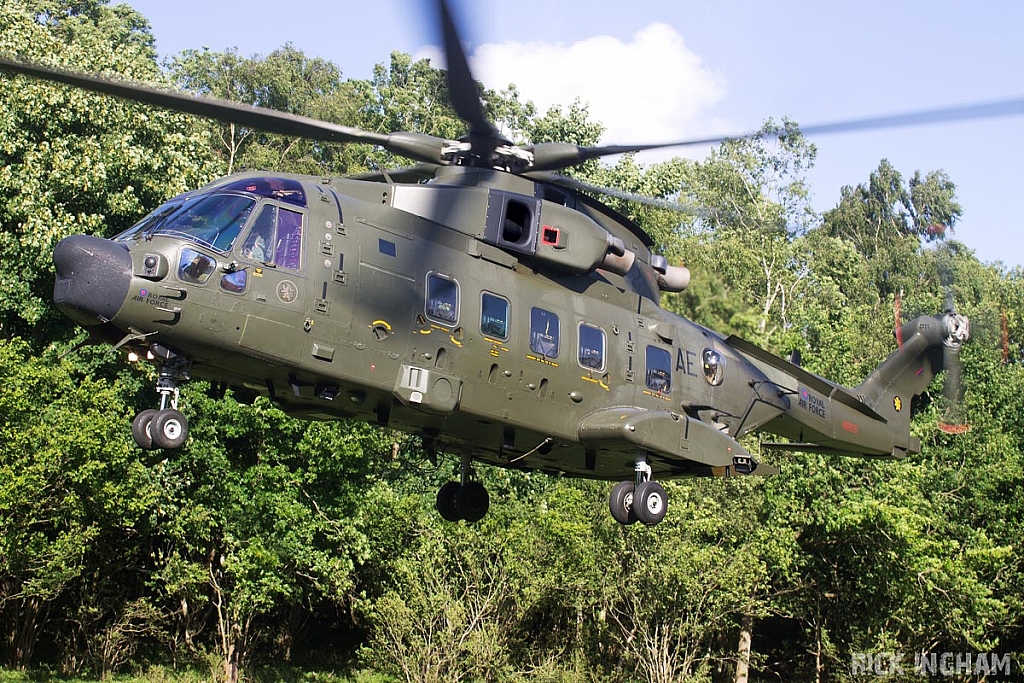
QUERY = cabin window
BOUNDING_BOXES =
[530,307,559,358]
[177,248,216,284]
[646,345,672,394]
[426,272,459,324]
[240,204,304,271]
[702,348,726,386]
[480,292,509,340]
[578,323,606,371]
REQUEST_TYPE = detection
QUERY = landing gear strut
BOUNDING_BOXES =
[609,452,668,526]
[436,453,490,523]
[132,354,191,451]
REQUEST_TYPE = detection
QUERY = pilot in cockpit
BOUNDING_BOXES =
[244,234,268,262]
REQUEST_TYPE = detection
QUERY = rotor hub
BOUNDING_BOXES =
[943,313,970,348]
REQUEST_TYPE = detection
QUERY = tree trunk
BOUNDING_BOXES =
[815,621,823,683]
[735,614,752,683]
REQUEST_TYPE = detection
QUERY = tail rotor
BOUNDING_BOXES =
[892,251,971,434]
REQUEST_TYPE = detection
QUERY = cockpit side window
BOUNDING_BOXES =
[240,204,304,271]
[276,207,303,270]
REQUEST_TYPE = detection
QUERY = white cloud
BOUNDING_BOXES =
[469,23,727,150]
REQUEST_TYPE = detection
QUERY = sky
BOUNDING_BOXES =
[123,0,1024,268]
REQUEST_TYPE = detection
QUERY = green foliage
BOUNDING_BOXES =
[823,159,962,296]
[0,339,159,669]
[168,45,356,176]
[0,1,218,337]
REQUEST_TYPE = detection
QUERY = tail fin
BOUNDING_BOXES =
[855,313,967,452]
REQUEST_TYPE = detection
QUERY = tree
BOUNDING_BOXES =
[0,340,160,670]
[642,119,819,349]
[147,390,389,682]
[0,0,218,342]
[168,44,357,175]
[822,159,961,296]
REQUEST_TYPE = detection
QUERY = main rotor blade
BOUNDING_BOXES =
[436,0,499,156]
[528,97,1024,173]
[0,57,452,165]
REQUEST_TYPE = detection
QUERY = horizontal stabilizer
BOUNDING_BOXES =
[747,461,780,476]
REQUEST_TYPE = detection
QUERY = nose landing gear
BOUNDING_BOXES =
[132,354,191,451]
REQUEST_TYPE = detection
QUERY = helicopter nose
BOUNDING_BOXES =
[53,234,132,324]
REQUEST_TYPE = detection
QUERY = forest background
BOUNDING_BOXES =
[0,2,1022,682]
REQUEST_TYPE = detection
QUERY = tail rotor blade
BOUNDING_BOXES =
[938,313,970,434]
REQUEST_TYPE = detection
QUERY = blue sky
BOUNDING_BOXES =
[125,0,1024,268]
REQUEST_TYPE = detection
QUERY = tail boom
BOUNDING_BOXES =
[726,313,963,459]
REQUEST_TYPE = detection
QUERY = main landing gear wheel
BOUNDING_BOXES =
[434,455,490,523]
[609,452,669,526]
[151,409,189,450]
[434,481,491,523]
[132,408,190,451]
[609,480,638,525]
[634,481,668,526]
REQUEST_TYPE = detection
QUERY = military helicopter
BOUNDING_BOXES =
[0,1,994,527]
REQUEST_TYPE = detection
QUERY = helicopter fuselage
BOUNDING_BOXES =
[55,168,795,480]
[50,165,961,526]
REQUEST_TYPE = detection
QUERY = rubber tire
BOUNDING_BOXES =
[455,481,490,523]
[436,481,462,522]
[151,409,189,450]
[131,409,158,450]
[634,481,668,526]
[609,480,638,525]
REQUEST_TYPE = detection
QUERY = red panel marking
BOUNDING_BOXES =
[541,225,560,246]
[842,420,859,434]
